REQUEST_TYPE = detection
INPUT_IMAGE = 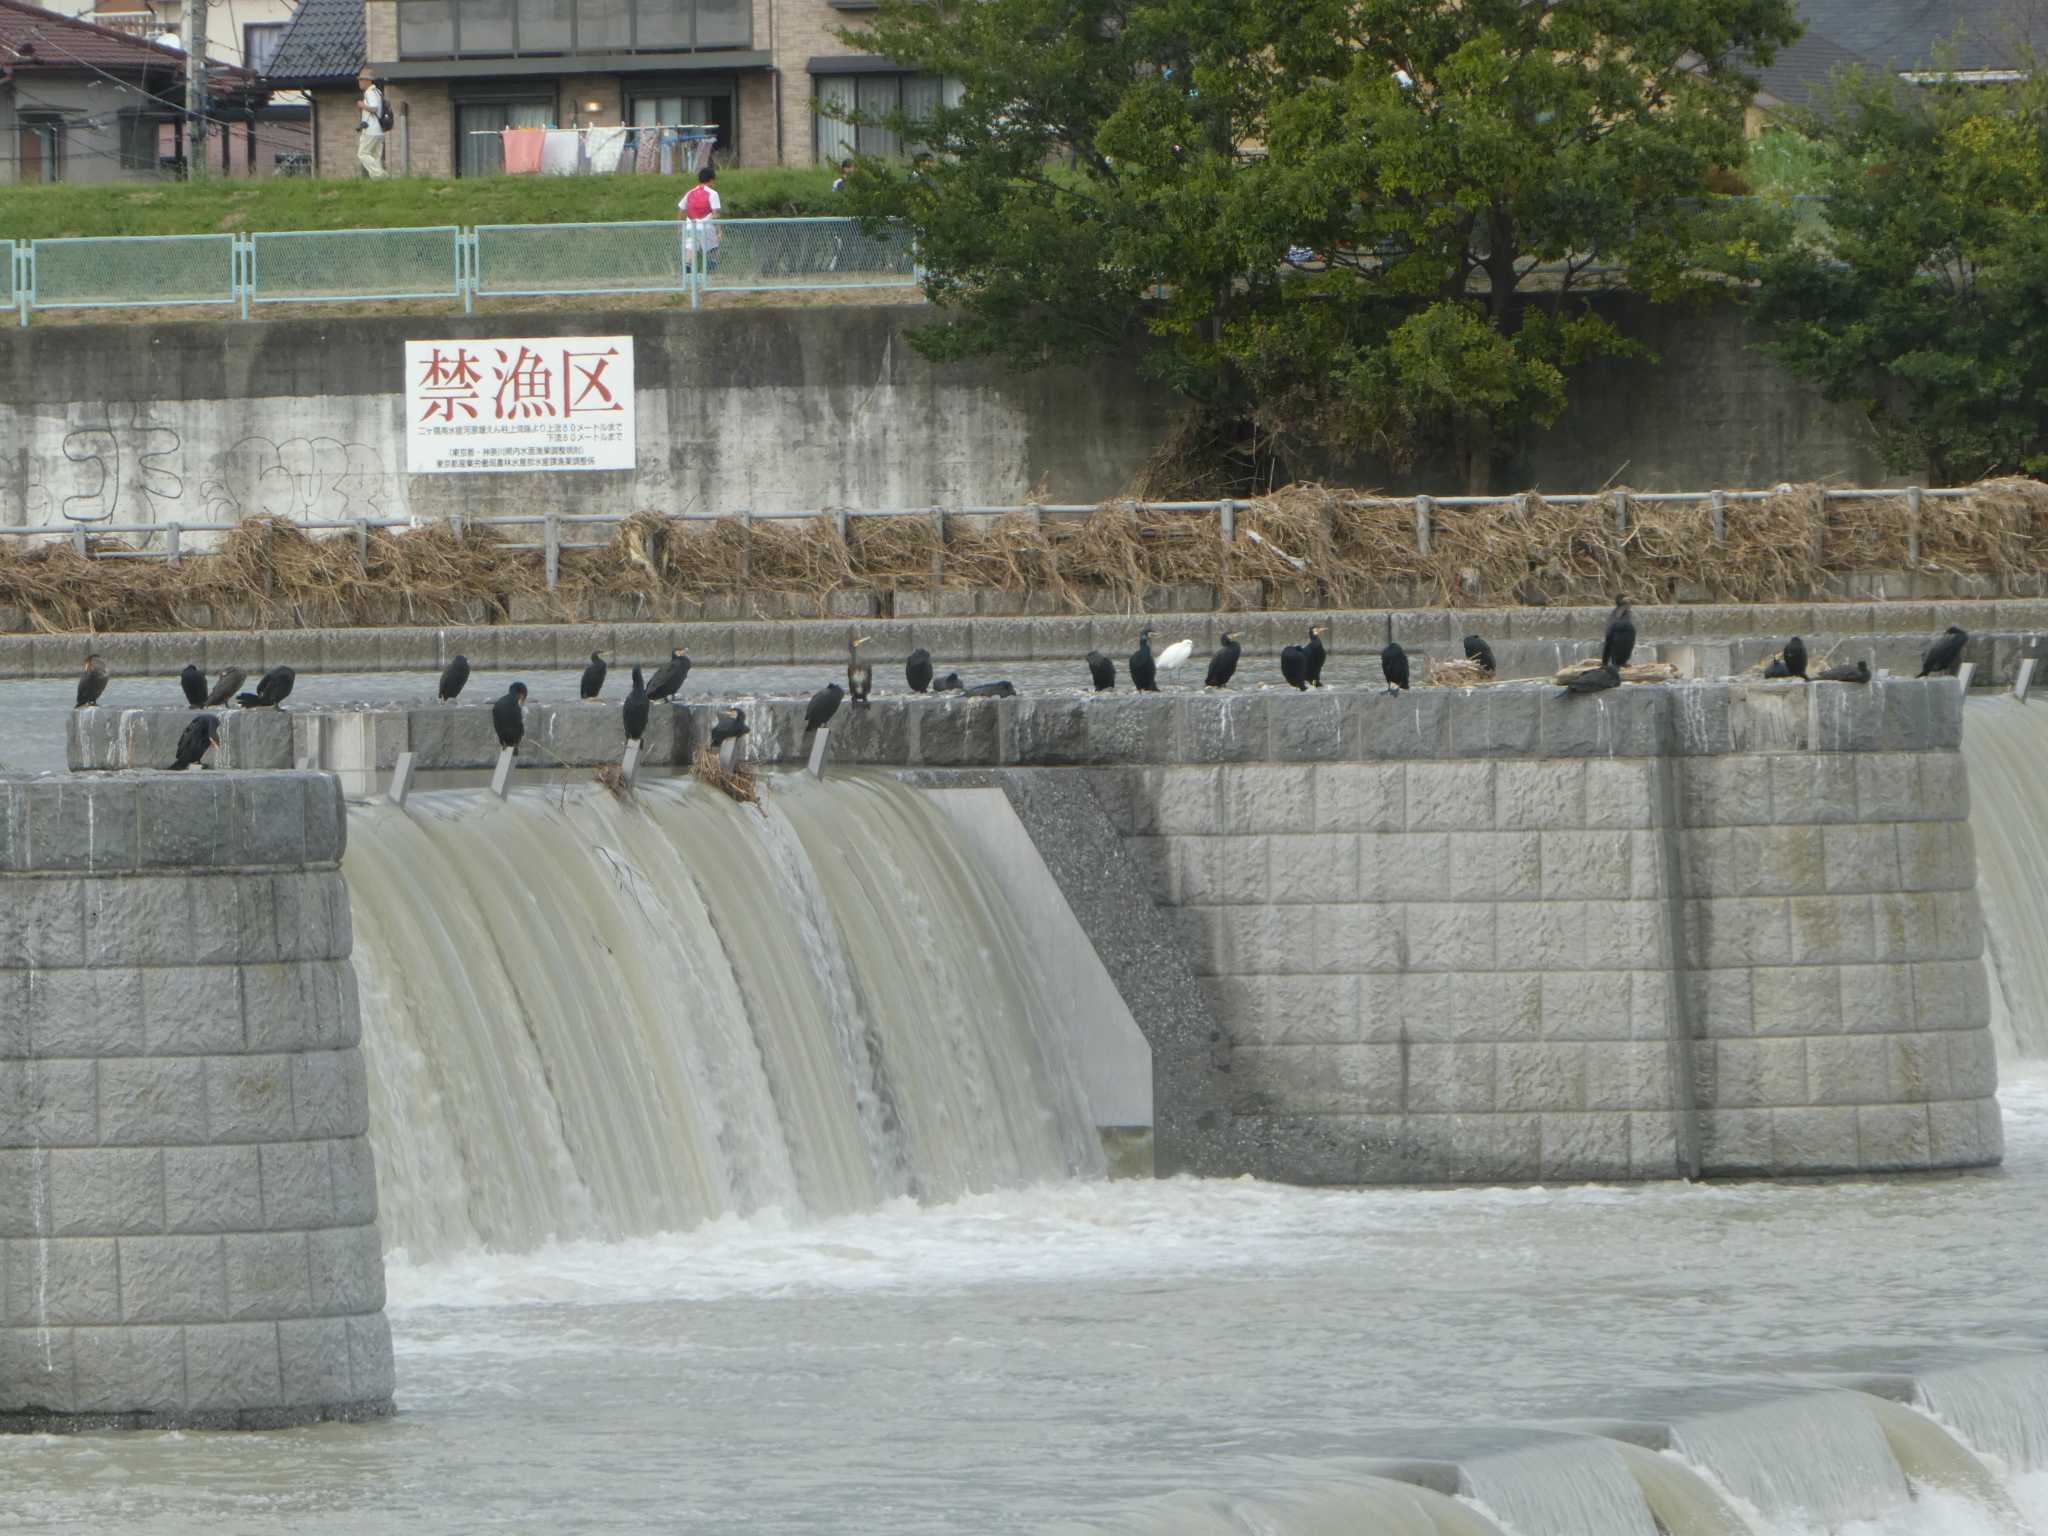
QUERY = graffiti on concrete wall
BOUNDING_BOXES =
[23,405,184,525]
[23,412,403,532]
[201,436,398,522]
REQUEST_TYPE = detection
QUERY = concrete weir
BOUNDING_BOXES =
[71,676,2002,1188]
[0,772,394,1431]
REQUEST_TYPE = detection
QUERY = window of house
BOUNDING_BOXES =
[397,0,751,56]
[813,74,956,161]
[117,110,172,172]
[456,98,553,176]
[244,21,288,72]
[17,114,64,184]
[629,87,734,154]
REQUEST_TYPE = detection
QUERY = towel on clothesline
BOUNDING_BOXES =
[586,126,629,175]
[501,127,545,175]
[540,129,582,175]
[635,132,661,174]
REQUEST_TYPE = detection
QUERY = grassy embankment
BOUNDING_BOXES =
[0,167,844,238]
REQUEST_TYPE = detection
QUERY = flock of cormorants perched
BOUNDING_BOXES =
[64,610,1974,773]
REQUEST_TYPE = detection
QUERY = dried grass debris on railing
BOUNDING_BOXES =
[2,478,2045,632]
[848,510,943,590]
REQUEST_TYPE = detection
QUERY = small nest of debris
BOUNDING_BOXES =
[1553,657,1684,685]
[1425,656,1496,688]
[692,742,759,805]
[593,763,631,799]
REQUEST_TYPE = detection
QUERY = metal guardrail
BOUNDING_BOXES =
[6,218,920,325]
[0,485,1986,590]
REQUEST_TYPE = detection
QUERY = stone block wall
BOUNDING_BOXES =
[0,773,394,1430]
[764,677,1998,1183]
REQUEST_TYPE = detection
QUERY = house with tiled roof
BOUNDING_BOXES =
[0,0,305,182]
[261,0,366,178]
[1750,0,2041,126]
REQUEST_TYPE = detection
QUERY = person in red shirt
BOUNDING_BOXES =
[680,167,721,273]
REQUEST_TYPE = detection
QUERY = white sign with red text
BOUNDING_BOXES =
[404,335,635,474]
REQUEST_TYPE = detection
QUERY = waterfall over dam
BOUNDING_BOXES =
[343,776,1104,1261]
[1961,698,2048,1064]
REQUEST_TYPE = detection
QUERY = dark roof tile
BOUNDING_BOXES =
[264,0,364,84]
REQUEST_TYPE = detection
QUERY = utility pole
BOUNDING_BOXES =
[183,0,208,179]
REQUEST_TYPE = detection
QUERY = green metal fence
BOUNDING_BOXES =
[473,220,689,300]
[248,226,465,308]
[28,234,239,315]
[698,216,918,294]
[6,218,923,324]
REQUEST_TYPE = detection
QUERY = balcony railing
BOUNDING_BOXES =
[396,0,752,60]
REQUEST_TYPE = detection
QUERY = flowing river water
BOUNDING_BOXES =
[2,682,2047,1533]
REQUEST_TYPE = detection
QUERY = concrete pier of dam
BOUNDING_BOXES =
[65,677,2002,1189]
[0,772,394,1431]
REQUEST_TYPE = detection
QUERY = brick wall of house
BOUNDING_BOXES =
[389,83,455,177]
[772,0,875,166]
[366,0,397,62]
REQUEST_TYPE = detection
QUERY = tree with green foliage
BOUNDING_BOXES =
[1747,59,2048,481]
[838,0,1798,490]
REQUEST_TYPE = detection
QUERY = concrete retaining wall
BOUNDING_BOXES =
[0,772,394,1430]
[0,299,1886,553]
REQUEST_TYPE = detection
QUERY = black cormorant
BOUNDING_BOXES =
[1463,634,1496,676]
[180,664,207,707]
[622,665,650,744]
[805,681,845,732]
[1086,650,1115,691]
[439,654,470,702]
[169,713,219,771]
[1764,657,1792,679]
[1130,629,1159,692]
[75,654,108,709]
[580,651,608,700]
[1783,636,1808,680]
[1817,659,1872,684]
[492,682,528,750]
[202,666,246,708]
[932,673,964,692]
[1919,626,1968,677]
[1280,644,1309,690]
[1304,625,1329,688]
[1380,616,1409,694]
[847,634,873,707]
[646,648,691,702]
[906,648,934,694]
[1601,596,1636,672]
[1205,632,1242,689]
[710,707,749,747]
[1560,664,1621,699]
[961,681,1016,698]
[247,665,295,709]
